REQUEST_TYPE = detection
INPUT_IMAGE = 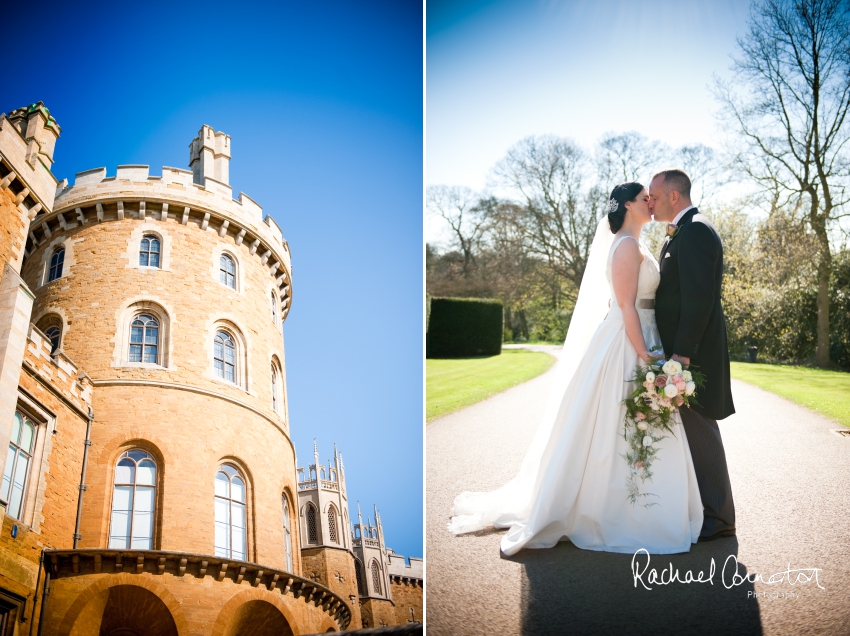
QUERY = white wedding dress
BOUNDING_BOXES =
[448,226,703,555]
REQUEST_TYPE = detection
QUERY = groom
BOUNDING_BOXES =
[648,169,736,542]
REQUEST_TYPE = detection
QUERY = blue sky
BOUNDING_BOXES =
[6,0,422,561]
[427,0,751,240]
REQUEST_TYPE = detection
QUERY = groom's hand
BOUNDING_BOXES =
[671,353,690,368]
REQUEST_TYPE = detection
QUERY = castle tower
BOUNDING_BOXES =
[352,502,397,627]
[16,125,351,633]
[296,439,361,627]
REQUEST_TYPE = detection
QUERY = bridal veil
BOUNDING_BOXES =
[447,216,616,535]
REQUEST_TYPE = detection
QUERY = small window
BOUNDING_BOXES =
[108,449,157,549]
[271,292,277,322]
[129,314,159,363]
[282,496,293,572]
[215,464,247,560]
[328,506,338,544]
[371,560,382,595]
[1,412,35,520]
[219,254,236,289]
[48,247,65,282]
[306,503,318,544]
[139,235,161,267]
[214,331,236,382]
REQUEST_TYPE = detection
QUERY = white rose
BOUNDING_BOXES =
[637,422,648,431]
[645,372,656,383]
[662,360,682,375]
[682,370,692,382]
[664,383,679,398]
[685,382,696,396]
[642,435,653,447]
[650,402,660,411]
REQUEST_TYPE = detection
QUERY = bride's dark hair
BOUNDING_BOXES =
[607,182,644,233]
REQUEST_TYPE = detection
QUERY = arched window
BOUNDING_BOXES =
[282,495,293,572]
[108,450,156,549]
[48,247,65,282]
[371,560,382,595]
[355,559,366,596]
[1,412,35,520]
[271,364,278,413]
[271,292,277,322]
[214,464,246,560]
[328,506,338,544]
[129,314,159,363]
[306,503,318,544]
[139,235,161,267]
[214,331,236,382]
[44,326,61,354]
[219,254,236,289]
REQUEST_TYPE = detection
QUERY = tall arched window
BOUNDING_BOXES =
[282,495,293,572]
[129,314,159,363]
[355,559,366,596]
[214,464,246,560]
[271,364,278,413]
[214,331,236,382]
[371,560,382,595]
[219,254,236,289]
[328,506,338,544]
[139,235,161,267]
[1,412,35,520]
[306,503,318,544]
[48,247,65,282]
[108,450,156,549]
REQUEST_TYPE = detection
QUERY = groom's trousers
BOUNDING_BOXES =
[679,406,736,534]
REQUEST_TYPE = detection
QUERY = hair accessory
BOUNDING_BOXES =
[607,198,619,213]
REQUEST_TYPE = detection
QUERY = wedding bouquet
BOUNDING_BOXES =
[622,350,705,506]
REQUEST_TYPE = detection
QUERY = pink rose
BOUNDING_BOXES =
[672,374,683,382]
[635,461,645,468]
[635,412,646,420]
[675,379,686,392]
[654,374,668,388]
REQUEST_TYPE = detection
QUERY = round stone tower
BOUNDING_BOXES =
[19,126,352,634]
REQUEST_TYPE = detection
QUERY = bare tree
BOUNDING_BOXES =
[426,185,487,275]
[714,0,850,366]
[675,143,729,206]
[490,135,599,293]
[597,131,663,183]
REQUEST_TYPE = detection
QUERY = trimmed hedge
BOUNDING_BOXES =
[426,297,503,358]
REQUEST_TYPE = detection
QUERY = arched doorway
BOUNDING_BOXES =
[69,584,178,636]
[222,600,294,636]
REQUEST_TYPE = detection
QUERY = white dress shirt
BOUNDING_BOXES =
[671,204,696,226]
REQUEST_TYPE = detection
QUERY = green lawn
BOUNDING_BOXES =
[730,362,850,427]
[427,349,555,422]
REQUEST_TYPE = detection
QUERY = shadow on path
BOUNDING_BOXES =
[511,537,763,636]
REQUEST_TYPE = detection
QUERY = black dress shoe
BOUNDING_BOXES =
[698,527,736,542]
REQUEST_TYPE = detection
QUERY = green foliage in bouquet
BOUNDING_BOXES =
[621,353,706,506]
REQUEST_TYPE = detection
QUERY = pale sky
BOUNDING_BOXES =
[426,0,752,242]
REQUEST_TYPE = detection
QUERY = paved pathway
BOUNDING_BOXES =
[427,350,850,635]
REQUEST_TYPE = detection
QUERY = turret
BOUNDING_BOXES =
[189,124,231,186]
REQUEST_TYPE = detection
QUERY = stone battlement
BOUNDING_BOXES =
[54,163,283,246]
[387,551,423,580]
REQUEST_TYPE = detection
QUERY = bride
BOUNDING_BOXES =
[447,182,703,555]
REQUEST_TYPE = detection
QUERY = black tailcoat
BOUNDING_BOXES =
[655,208,735,420]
